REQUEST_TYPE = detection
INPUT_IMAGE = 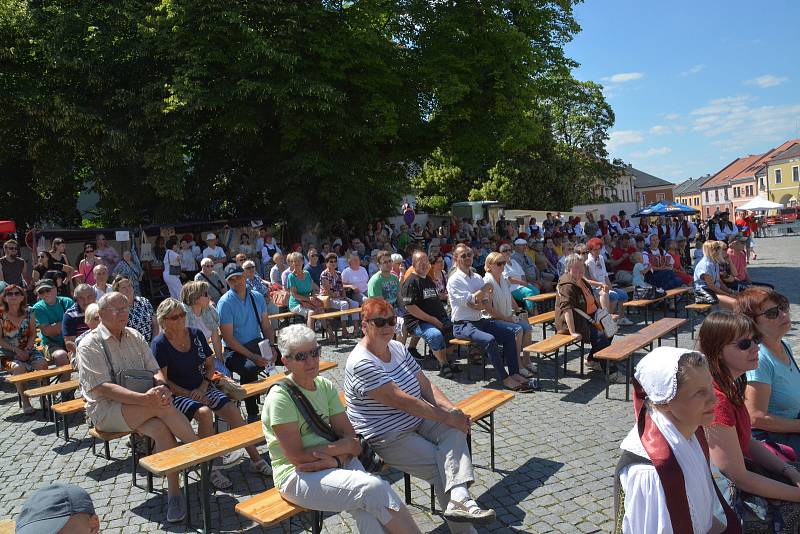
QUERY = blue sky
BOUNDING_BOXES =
[566,0,800,183]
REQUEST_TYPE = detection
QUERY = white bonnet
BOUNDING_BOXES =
[634,347,706,404]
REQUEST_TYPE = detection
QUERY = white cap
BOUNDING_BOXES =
[206,233,216,240]
[634,347,705,404]
[514,238,527,246]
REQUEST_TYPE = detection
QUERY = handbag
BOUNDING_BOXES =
[575,304,619,338]
[273,379,385,473]
[98,335,155,394]
[211,371,247,401]
[166,250,181,276]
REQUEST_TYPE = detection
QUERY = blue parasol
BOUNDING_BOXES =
[632,200,699,217]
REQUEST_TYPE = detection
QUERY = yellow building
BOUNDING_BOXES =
[673,175,711,213]
[759,140,800,205]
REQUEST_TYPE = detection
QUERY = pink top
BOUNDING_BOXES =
[726,248,748,282]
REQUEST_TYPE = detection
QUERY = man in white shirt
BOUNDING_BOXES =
[202,233,227,278]
[447,244,531,391]
[584,238,633,325]
[341,253,369,303]
[672,214,697,266]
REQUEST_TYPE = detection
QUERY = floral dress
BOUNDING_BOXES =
[1,307,44,362]
[127,296,155,343]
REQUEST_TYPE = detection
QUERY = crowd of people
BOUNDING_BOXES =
[0,208,791,532]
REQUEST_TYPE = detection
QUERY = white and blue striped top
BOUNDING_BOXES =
[344,340,423,440]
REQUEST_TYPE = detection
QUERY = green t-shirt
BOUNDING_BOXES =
[32,296,74,346]
[262,375,345,488]
[287,271,313,310]
[367,271,400,306]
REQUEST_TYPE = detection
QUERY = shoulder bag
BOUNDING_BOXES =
[199,272,225,294]
[166,250,181,276]
[272,379,384,473]
[573,288,618,338]
[97,333,155,394]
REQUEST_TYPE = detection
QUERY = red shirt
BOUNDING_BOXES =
[712,382,752,458]
[611,246,636,272]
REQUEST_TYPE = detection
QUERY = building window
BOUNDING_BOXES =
[733,187,740,198]
[746,185,754,196]
[656,192,666,201]
[760,177,765,190]
[793,166,799,182]
[724,189,729,201]
[715,190,719,202]
[776,169,782,184]
[705,191,709,202]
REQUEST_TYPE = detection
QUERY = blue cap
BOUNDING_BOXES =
[16,483,95,534]
[224,263,245,280]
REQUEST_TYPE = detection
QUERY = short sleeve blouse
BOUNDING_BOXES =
[712,382,752,458]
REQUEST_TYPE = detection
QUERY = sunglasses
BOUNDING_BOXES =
[495,261,506,267]
[757,302,789,320]
[499,248,511,253]
[728,336,762,351]
[290,346,322,361]
[165,312,186,321]
[326,259,337,263]
[4,291,23,297]
[459,253,473,258]
[368,316,397,328]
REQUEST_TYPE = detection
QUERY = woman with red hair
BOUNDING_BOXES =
[344,298,496,530]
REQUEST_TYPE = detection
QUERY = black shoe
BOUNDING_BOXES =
[438,363,454,379]
[59,391,75,404]
[409,347,424,360]
[449,362,462,373]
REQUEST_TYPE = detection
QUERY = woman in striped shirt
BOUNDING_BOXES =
[344,298,496,532]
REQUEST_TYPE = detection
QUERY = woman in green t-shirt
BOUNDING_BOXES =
[262,325,420,533]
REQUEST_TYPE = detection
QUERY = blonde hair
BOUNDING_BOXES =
[84,303,100,323]
[155,298,185,329]
[484,251,504,271]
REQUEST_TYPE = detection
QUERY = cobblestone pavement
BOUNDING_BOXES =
[0,236,797,533]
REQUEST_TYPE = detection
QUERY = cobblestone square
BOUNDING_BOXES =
[1,236,797,533]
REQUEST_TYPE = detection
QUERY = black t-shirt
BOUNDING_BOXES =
[151,327,212,390]
[400,273,448,331]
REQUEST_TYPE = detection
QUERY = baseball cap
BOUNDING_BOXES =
[35,279,55,293]
[206,233,216,241]
[16,483,95,534]
[224,263,244,280]
[514,238,527,246]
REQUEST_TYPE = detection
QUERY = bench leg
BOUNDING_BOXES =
[146,438,154,493]
[91,436,96,456]
[62,414,70,442]
[605,363,610,399]
[131,437,138,488]
[553,350,559,392]
[579,342,585,377]
[200,461,212,534]
[184,470,192,528]
[403,473,411,505]
[54,410,60,438]
[674,328,679,348]
[312,510,323,534]
[625,359,632,402]
[489,411,496,472]
[690,312,695,339]
[430,484,436,513]
[104,440,111,460]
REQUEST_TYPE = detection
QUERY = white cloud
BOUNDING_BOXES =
[745,74,788,88]
[688,95,800,147]
[663,113,680,121]
[681,64,705,76]
[630,147,672,158]
[650,125,670,135]
[603,72,644,83]
[607,130,644,150]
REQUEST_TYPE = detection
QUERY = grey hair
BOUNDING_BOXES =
[155,298,185,329]
[97,291,128,309]
[286,252,304,264]
[84,303,100,323]
[349,252,361,261]
[73,283,94,298]
[92,263,109,274]
[676,351,708,390]
[181,280,208,306]
[391,253,403,263]
[563,253,585,271]
[277,324,317,357]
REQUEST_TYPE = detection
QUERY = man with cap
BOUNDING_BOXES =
[31,279,73,397]
[512,238,540,290]
[61,284,97,358]
[217,263,278,422]
[15,483,99,534]
[202,233,227,278]
[194,257,226,304]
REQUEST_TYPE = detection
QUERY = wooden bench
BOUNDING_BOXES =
[236,489,319,533]
[523,334,583,391]
[523,291,557,312]
[686,302,713,338]
[528,310,555,338]
[0,519,14,534]
[89,428,154,491]
[448,338,485,380]
[309,307,363,346]
[23,379,79,421]
[622,287,689,324]
[4,364,73,384]
[267,311,302,324]
[241,361,337,399]
[594,317,687,400]
[52,397,86,441]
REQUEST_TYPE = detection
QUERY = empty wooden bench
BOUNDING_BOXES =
[52,397,86,441]
[523,334,583,391]
[23,379,79,421]
[310,307,363,346]
[236,488,318,534]
[89,428,154,492]
[686,302,713,338]
[594,317,687,400]
[623,287,690,324]
[448,338,485,380]
[528,310,555,338]
[4,364,73,385]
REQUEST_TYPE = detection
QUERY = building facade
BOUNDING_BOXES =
[762,141,800,206]
[673,175,711,212]
[626,165,674,206]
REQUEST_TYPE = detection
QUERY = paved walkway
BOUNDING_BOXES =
[0,236,797,533]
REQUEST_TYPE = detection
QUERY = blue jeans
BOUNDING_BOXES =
[225,347,265,420]
[453,319,521,381]
[608,288,628,303]
[588,325,616,372]
[411,321,451,351]
[511,285,540,312]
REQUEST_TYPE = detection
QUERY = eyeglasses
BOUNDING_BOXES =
[4,291,23,297]
[368,316,397,328]
[104,306,129,315]
[37,255,46,259]
[459,253,473,258]
[326,259,337,264]
[499,248,511,253]
[495,261,506,267]
[165,312,186,321]
[756,302,790,320]
[728,336,762,351]
[289,346,321,361]
[5,247,17,251]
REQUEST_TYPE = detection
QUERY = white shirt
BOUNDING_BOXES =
[585,254,609,284]
[202,245,226,261]
[93,284,110,300]
[341,266,369,293]
[502,258,526,292]
[672,221,697,240]
[446,268,484,322]
[715,222,738,242]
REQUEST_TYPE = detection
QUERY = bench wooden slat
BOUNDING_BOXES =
[52,398,86,415]
[524,292,556,303]
[456,390,514,421]
[140,422,263,476]
[240,361,337,398]
[523,333,580,354]
[267,312,300,321]
[236,488,307,526]
[5,364,73,384]
[89,428,130,441]
[528,311,555,326]
[594,318,686,362]
[664,287,690,298]
[637,318,686,339]
[686,303,712,311]
[310,307,362,321]
[24,379,79,398]
[449,339,472,346]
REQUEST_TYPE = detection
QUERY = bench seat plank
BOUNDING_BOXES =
[310,307,362,321]
[236,489,307,526]
[527,311,555,326]
[523,334,580,354]
[241,361,337,399]
[524,292,556,303]
[5,364,73,384]
[52,397,86,415]
[24,379,79,399]
[637,317,686,340]
[457,390,514,421]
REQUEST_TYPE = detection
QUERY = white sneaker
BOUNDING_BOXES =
[617,317,634,326]
[221,449,245,467]
[585,358,602,372]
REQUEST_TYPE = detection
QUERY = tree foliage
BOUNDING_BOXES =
[1,0,619,229]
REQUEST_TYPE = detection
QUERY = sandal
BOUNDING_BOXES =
[444,499,496,525]
[210,467,232,490]
[438,363,454,379]
[506,381,535,393]
[250,459,273,476]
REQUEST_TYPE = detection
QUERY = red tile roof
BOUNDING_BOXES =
[703,139,800,187]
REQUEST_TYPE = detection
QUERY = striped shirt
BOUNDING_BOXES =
[344,340,422,440]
